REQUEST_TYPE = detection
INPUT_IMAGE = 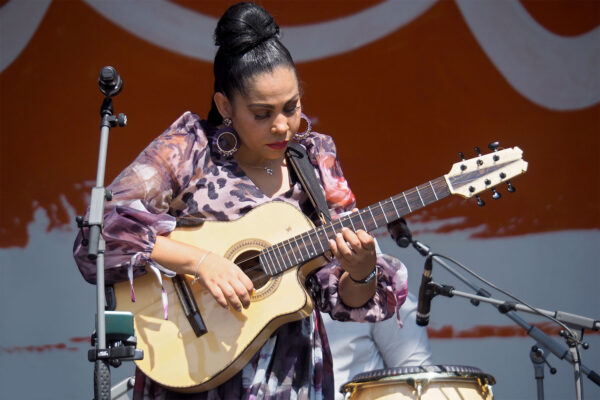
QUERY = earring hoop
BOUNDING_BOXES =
[213,117,240,157]
[293,113,312,141]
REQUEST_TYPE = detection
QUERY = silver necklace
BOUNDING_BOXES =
[237,159,283,175]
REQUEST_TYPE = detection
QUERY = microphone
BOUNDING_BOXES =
[416,254,434,326]
[387,218,412,248]
[98,66,123,97]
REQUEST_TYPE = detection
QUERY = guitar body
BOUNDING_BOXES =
[113,201,326,392]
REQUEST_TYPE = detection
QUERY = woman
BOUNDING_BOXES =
[74,2,407,399]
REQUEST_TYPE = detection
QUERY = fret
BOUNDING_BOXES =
[415,186,425,207]
[264,249,276,275]
[429,180,439,200]
[348,215,357,231]
[379,202,389,224]
[405,189,424,212]
[274,244,288,273]
[402,192,412,212]
[357,211,367,231]
[421,183,435,206]
[391,196,401,219]
[298,233,311,260]
[327,220,337,242]
[306,232,318,258]
[366,206,377,232]
[259,252,270,276]
[292,236,306,263]
[314,229,327,253]
[338,216,350,231]
[281,241,295,267]
[317,227,331,254]
[288,239,300,265]
[330,219,343,235]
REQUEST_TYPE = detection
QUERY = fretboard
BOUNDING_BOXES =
[258,176,451,276]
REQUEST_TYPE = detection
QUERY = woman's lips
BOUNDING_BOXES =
[267,141,288,150]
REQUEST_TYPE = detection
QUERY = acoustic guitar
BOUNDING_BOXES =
[113,145,528,392]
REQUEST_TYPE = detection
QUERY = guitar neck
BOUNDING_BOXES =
[259,176,450,276]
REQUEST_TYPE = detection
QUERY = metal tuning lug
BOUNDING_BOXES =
[492,188,502,200]
[507,181,516,192]
[476,195,485,207]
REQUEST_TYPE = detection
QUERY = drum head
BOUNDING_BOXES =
[349,365,495,384]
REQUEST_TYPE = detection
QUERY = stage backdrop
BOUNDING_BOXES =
[1,1,598,399]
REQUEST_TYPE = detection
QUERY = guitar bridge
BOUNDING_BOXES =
[172,275,207,337]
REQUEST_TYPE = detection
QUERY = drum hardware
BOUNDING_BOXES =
[341,365,496,399]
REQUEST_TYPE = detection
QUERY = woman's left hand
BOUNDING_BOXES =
[329,227,377,281]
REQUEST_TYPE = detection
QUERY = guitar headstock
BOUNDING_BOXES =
[445,145,528,201]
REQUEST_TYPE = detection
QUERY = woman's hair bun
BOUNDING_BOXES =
[214,2,280,56]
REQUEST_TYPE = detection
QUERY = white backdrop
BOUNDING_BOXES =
[1,210,598,399]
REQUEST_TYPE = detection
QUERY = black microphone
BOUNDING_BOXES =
[98,66,123,97]
[416,254,434,326]
[387,218,412,248]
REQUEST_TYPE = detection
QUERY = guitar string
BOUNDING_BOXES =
[229,183,442,279]
[225,162,516,282]
[198,173,495,286]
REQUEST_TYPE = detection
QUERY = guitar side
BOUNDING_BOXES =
[113,201,325,392]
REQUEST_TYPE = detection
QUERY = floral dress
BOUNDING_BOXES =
[73,111,408,400]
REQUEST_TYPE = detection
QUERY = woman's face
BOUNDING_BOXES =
[218,66,301,165]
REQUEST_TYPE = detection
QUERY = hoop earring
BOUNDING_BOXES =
[213,117,240,157]
[293,113,312,141]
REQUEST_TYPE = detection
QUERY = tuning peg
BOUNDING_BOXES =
[476,195,485,207]
[458,152,467,171]
[474,147,484,166]
[488,141,500,152]
[507,181,516,192]
[492,188,502,200]
[488,141,500,161]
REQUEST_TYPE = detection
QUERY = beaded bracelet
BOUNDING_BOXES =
[191,252,210,285]
[349,266,378,284]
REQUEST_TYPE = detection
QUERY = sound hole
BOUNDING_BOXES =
[236,250,269,289]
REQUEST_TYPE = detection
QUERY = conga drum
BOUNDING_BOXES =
[341,365,496,400]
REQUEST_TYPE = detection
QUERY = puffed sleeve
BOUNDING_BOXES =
[73,112,208,285]
[302,132,408,322]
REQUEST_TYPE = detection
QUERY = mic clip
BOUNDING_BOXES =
[412,240,430,257]
[428,282,454,298]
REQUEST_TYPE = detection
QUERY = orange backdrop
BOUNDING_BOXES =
[0,0,598,248]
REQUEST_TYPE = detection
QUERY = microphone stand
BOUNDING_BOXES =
[425,283,600,399]
[385,223,599,400]
[76,66,140,400]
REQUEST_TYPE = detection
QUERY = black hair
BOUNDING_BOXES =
[207,2,297,125]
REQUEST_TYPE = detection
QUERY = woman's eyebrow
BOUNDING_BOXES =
[248,103,275,109]
[248,95,299,109]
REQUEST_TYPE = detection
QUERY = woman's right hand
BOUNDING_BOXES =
[192,252,255,312]
[151,236,254,312]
